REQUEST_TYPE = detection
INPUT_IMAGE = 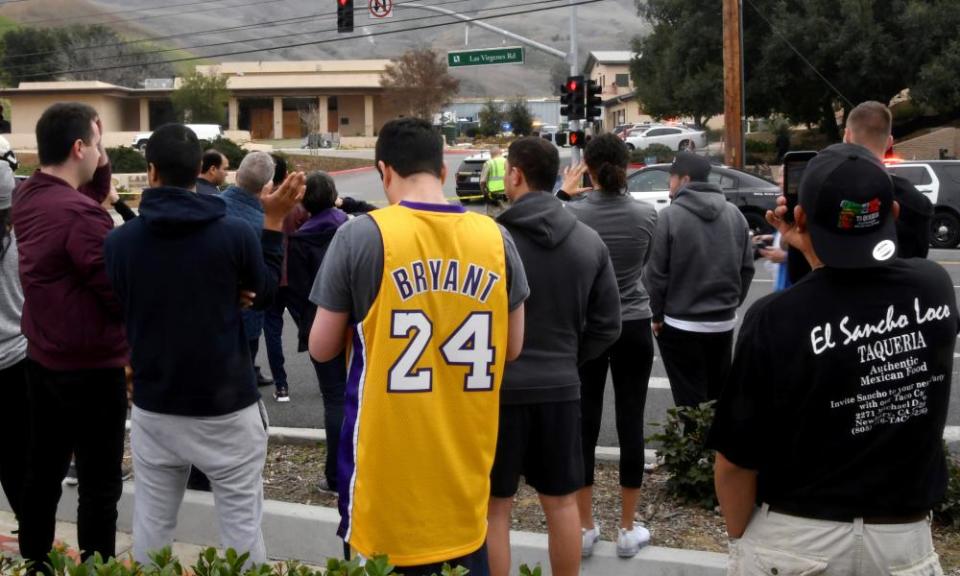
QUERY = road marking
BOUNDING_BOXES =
[945,426,960,443]
[649,377,670,390]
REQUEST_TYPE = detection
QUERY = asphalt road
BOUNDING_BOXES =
[256,152,960,449]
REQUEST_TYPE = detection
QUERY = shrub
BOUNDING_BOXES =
[648,401,718,509]
[745,139,775,153]
[200,136,246,170]
[107,146,148,173]
[935,447,960,528]
[631,143,675,164]
[1,546,519,576]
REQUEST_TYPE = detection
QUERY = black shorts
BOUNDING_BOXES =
[490,400,584,498]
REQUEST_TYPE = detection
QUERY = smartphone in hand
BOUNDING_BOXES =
[782,151,818,224]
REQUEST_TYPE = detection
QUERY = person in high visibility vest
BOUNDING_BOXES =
[481,147,507,201]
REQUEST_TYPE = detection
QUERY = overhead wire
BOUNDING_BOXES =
[14,0,596,79]
[741,0,853,108]
[2,0,475,63]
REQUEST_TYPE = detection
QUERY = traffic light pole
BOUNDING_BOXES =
[569,0,581,167]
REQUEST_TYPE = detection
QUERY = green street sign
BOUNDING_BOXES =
[448,47,525,68]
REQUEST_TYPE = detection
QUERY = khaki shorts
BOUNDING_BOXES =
[728,504,942,576]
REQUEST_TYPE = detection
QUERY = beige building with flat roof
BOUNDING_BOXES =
[0,60,402,149]
[582,51,655,131]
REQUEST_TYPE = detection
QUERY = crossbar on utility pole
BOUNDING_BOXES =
[723,0,744,168]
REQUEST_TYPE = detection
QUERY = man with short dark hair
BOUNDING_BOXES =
[644,151,754,409]
[197,149,229,195]
[308,117,529,575]
[12,102,128,570]
[710,143,956,574]
[488,137,620,576]
[104,123,305,565]
[845,100,933,258]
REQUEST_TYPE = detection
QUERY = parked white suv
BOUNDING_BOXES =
[625,125,707,152]
[133,124,223,150]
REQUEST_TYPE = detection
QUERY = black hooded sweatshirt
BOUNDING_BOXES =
[104,187,282,417]
[496,192,621,404]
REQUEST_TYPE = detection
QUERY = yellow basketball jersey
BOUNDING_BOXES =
[339,202,510,566]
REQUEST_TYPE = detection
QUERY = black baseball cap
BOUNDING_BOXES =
[799,143,897,268]
[669,152,711,182]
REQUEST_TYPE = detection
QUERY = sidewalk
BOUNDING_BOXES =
[0,510,206,566]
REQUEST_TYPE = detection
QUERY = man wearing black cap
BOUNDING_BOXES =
[644,151,754,409]
[710,143,958,574]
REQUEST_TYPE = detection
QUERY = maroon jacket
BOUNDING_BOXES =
[12,165,128,370]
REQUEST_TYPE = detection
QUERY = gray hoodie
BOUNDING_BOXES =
[643,182,754,323]
[497,192,621,404]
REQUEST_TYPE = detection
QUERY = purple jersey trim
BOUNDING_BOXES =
[337,328,366,540]
[399,200,466,214]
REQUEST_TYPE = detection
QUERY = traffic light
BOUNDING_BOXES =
[586,79,602,121]
[554,132,568,147]
[560,75,584,120]
[337,0,354,33]
[569,130,586,149]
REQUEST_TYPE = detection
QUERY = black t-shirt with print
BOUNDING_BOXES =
[708,258,959,520]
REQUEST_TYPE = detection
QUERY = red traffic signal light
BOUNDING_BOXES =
[561,75,585,120]
[337,0,354,33]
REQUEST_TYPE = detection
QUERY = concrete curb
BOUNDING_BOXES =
[267,426,659,465]
[326,166,376,176]
[0,484,725,576]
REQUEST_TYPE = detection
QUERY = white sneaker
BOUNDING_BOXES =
[581,524,601,558]
[616,525,651,558]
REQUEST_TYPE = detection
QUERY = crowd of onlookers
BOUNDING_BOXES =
[0,99,955,576]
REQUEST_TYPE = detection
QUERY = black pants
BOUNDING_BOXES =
[394,543,489,576]
[314,355,345,491]
[657,323,733,408]
[19,361,127,571]
[0,359,29,518]
[578,318,654,488]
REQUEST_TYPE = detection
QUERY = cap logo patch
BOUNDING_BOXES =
[872,239,896,262]
[838,198,882,230]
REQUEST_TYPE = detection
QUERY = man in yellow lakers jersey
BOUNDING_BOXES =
[308,118,529,575]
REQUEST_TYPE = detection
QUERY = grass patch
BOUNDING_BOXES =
[0,15,19,36]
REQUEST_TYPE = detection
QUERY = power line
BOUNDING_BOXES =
[741,0,853,108]
[17,0,263,26]
[3,0,474,63]
[16,0,591,79]
[20,0,515,70]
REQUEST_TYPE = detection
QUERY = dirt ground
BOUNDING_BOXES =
[258,442,960,574]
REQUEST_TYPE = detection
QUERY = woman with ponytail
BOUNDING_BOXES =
[561,133,658,558]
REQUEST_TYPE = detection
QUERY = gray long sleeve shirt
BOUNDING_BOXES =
[566,190,658,321]
[0,232,27,370]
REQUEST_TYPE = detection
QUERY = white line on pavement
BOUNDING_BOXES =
[649,377,671,390]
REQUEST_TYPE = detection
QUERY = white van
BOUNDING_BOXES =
[132,124,223,150]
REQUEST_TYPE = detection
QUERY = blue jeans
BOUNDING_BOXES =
[312,355,345,491]
[263,288,298,390]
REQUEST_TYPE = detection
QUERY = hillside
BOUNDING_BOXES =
[0,0,648,96]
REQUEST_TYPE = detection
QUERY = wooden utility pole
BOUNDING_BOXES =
[722,0,744,168]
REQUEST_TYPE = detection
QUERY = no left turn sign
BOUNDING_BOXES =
[369,0,393,18]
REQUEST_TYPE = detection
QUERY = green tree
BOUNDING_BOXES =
[507,99,534,136]
[171,69,229,125]
[630,0,960,137]
[0,27,61,85]
[630,0,722,128]
[478,100,504,137]
[381,48,460,120]
[910,38,960,114]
